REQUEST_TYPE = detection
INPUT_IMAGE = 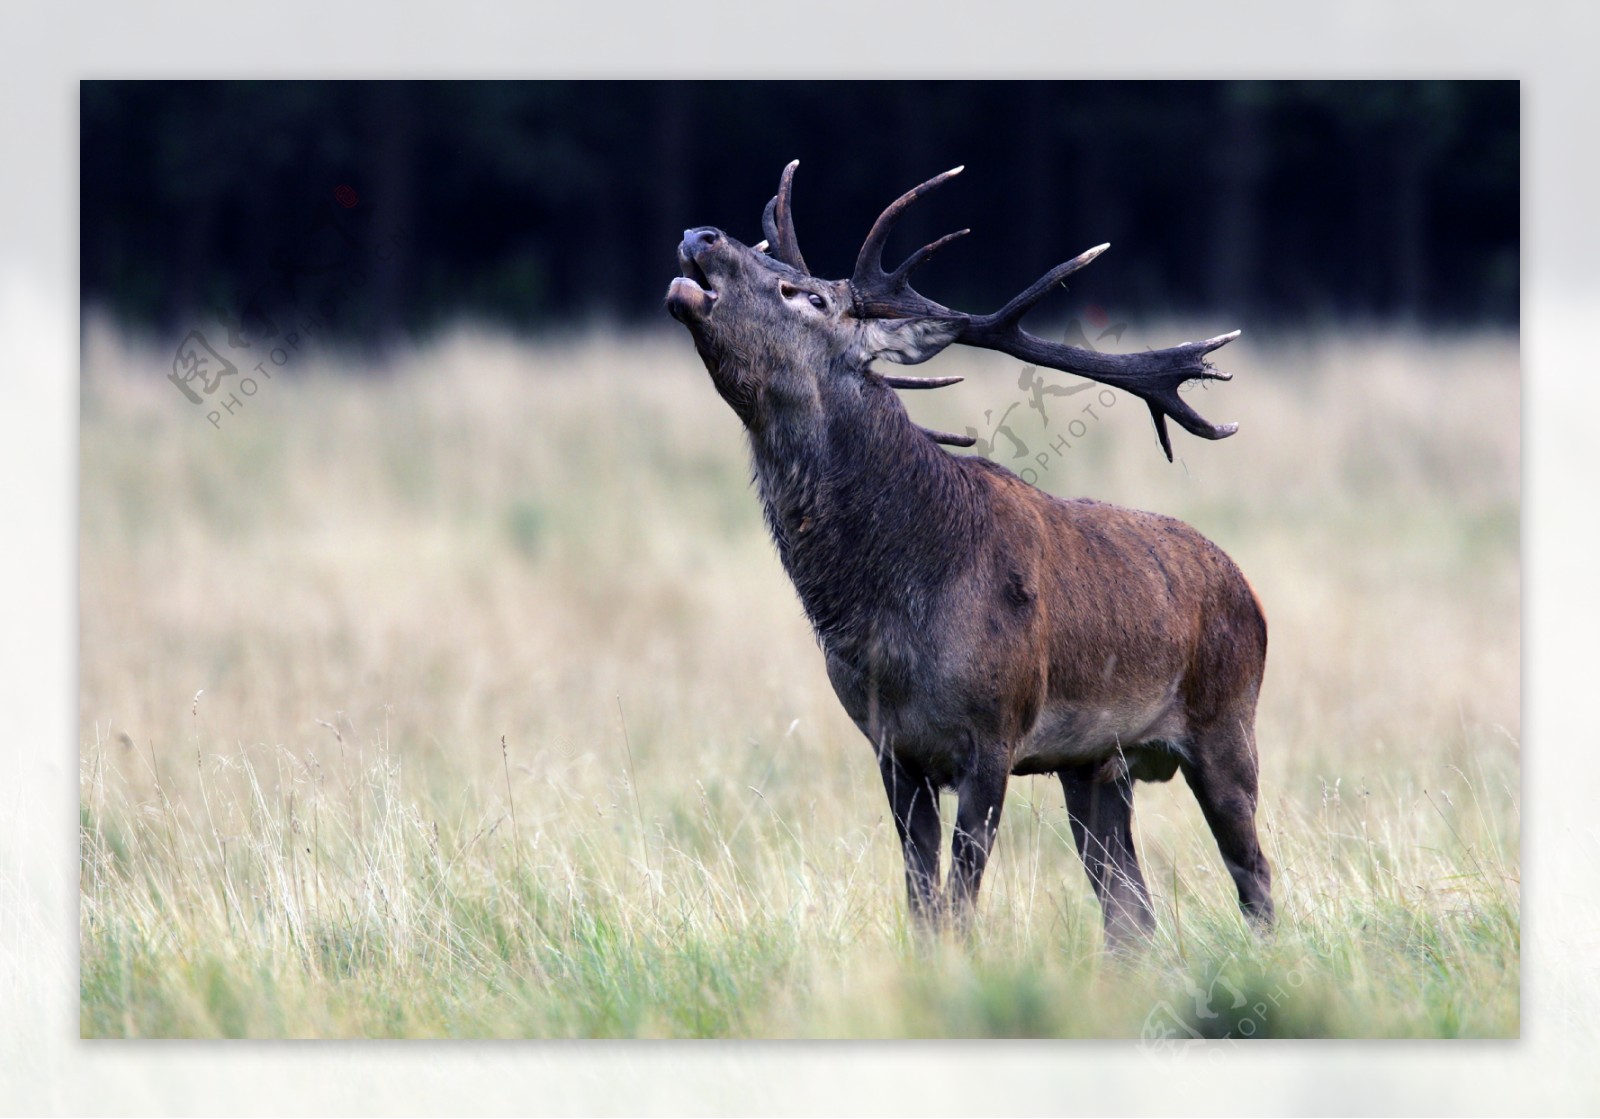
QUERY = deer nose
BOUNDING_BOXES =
[684,227,720,250]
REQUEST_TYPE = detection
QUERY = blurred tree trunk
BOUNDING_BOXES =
[1071,117,1117,303]
[366,82,415,344]
[892,82,937,264]
[1210,82,1265,316]
[1393,115,1429,324]
[652,84,692,299]
[1016,81,1058,283]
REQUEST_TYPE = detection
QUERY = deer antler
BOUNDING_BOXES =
[851,165,971,323]
[761,160,808,274]
[848,167,1242,461]
[879,374,964,389]
[761,163,969,445]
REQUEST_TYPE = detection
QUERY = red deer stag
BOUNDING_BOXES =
[665,162,1271,944]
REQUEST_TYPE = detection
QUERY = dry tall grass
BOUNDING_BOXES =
[79,318,1518,1037]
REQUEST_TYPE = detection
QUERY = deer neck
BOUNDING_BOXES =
[747,375,986,652]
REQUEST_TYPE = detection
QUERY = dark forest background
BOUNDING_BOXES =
[81,80,1518,344]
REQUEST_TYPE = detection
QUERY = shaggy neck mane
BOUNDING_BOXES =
[746,369,989,656]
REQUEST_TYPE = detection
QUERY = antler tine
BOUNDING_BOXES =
[760,199,781,251]
[853,166,966,292]
[888,228,971,286]
[979,243,1109,329]
[760,160,808,274]
[921,426,978,447]
[881,374,964,389]
[1134,329,1242,460]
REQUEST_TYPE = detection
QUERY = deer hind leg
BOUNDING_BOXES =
[948,751,1009,933]
[1060,765,1157,947]
[1181,718,1274,928]
[877,752,944,929]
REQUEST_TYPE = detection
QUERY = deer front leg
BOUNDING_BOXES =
[877,751,943,929]
[1060,765,1157,948]
[948,751,1009,933]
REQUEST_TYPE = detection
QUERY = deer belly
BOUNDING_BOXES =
[1011,691,1187,776]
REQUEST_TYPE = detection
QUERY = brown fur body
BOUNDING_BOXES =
[666,185,1273,942]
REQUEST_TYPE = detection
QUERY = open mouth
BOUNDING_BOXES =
[680,251,715,294]
[666,249,719,323]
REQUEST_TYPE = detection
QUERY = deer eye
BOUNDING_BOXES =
[779,281,828,312]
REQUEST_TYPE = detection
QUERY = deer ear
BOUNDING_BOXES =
[857,316,963,366]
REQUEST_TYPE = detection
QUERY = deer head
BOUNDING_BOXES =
[666,163,963,434]
[666,160,1242,459]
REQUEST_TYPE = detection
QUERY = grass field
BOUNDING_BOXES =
[78,318,1519,1038]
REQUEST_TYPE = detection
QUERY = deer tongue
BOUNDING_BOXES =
[665,275,717,324]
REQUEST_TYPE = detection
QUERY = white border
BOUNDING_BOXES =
[3,2,1594,1114]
